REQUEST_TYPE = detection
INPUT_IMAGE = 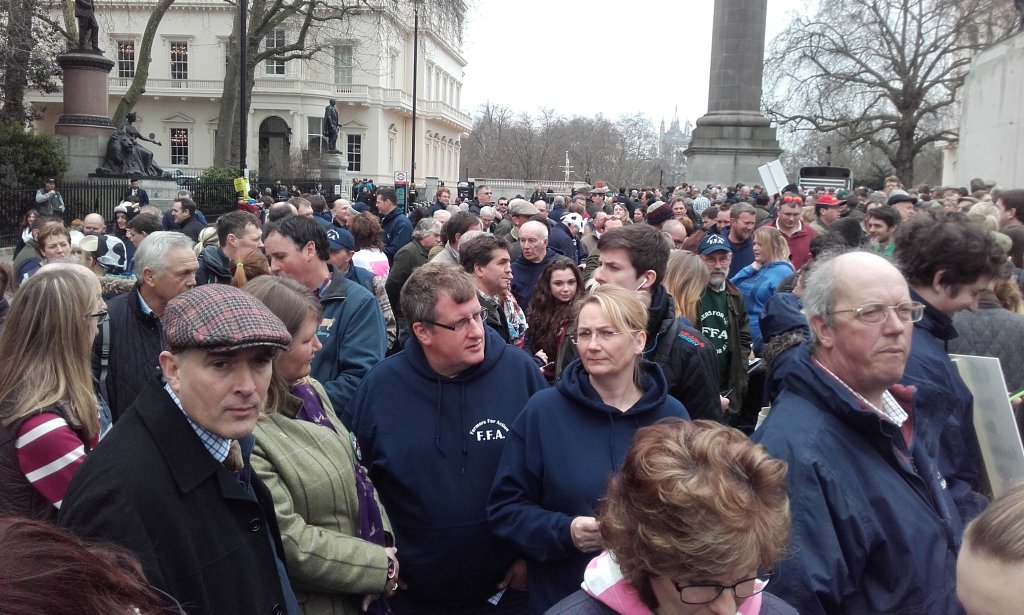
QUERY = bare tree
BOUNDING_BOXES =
[0,0,62,124]
[765,0,1015,184]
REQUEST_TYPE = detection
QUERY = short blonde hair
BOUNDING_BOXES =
[754,226,790,264]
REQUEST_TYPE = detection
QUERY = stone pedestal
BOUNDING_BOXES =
[137,178,181,211]
[320,152,351,196]
[684,0,781,187]
[54,52,115,177]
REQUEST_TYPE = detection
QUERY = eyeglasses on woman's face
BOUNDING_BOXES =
[672,572,772,605]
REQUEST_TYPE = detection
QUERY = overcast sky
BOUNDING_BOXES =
[460,0,808,129]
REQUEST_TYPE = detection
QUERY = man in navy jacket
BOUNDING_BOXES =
[753,251,964,615]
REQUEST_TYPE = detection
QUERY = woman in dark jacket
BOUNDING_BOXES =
[525,257,584,381]
[488,285,690,614]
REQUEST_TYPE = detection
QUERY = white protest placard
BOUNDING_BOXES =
[951,354,1024,497]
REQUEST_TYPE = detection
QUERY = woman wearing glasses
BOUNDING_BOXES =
[0,266,106,522]
[547,419,794,615]
[488,285,689,614]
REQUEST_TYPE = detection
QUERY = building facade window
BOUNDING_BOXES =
[347,134,362,172]
[307,117,327,151]
[117,40,136,78]
[333,45,352,85]
[170,128,190,165]
[265,29,286,75]
[170,41,188,80]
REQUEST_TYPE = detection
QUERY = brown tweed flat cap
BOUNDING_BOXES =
[162,285,291,354]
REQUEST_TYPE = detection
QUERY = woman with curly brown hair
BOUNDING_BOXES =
[548,419,794,615]
[525,256,585,381]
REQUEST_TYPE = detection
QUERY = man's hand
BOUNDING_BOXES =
[498,558,527,591]
[570,516,602,552]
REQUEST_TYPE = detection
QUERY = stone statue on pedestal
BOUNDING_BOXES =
[75,0,104,54]
[98,112,164,177]
[324,99,340,152]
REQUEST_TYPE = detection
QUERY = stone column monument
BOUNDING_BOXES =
[684,0,782,187]
[54,51,116,178]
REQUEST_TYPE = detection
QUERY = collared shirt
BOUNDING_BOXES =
[164,383,231,463]
[314,274,332,300]
[138,289,154,316]
[814,358,907,426]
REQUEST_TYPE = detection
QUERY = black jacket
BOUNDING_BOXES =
[59,379,297,615]
[94,289,163,422]
[557,285,723,422]
[195,245,231,285]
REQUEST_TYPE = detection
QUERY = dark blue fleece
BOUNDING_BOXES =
[511,247,559,309]
[487,360,689,614]
[343,327,547,609]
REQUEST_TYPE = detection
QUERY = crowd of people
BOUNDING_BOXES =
[1,173,1023,615]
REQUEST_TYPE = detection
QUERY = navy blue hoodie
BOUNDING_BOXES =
[487,360,689,614]
[343,327,547,609]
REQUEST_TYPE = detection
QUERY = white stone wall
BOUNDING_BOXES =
[956,32,1024,188]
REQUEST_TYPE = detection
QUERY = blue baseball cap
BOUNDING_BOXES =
[326,227,355,252]
[698,233,732,255]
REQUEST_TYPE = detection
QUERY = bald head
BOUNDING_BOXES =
[83,214,105,235]
[534,200,548,215]
[804,251,913,403]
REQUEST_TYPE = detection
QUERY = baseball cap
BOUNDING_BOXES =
[698,233,732,255]
[326,227,355,252]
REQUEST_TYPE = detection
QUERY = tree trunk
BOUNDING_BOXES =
[213,6,243,167]
[0,0,34,125]
[111,0,176,128]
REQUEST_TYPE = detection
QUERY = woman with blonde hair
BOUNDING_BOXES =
[662,250,709,326]
[244,275,399,615]
[489,285,689,613]
[548,419,794,615]
[730,226,794,347]
[0,266,106,521]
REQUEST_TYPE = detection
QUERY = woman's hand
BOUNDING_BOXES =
[570,516,602,552]
[535,349,549,364]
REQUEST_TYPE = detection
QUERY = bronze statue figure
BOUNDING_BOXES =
[324,99,340,152]
[98,112,164,177]
[75,0,104,54]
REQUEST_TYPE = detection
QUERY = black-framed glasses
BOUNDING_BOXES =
[673,573,772,605]
[87,310,109,325]
[827,301,924,324]
[422,308,488,332]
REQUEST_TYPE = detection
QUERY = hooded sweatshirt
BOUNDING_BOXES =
[342,327,547,609]
[487,360,688,614]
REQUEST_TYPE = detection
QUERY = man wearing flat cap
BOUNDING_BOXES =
[60,284,300,615]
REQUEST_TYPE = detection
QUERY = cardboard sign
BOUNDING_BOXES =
[952,354,1024,497]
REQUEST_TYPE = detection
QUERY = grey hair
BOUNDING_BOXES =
[801,252,844,346]
[479,206,496,218]
[520,220,549,240]
[134,231,195,275]
[413,218,442,240]
[730,202,756,218]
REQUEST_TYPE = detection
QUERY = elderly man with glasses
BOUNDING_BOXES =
[752,250,965,615]
[343,262,546,614]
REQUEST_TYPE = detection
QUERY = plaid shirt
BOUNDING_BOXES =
[814,359,908,426]
[164,384,230,463]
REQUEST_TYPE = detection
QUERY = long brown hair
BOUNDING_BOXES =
[0,517,171,613]
[243,276,323,414]
[526,256,584,358]
[0,268,99,438]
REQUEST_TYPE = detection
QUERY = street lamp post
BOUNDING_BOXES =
[410,2,419,197]
[239,0,248,180]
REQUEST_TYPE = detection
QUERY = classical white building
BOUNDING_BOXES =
[28,0,472,188]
